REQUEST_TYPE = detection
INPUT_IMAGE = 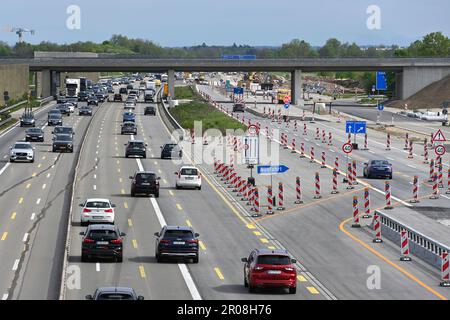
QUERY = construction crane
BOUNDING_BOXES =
[3,27,35,43]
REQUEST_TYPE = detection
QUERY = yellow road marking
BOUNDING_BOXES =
[128,219,133,227]
[176,203,182,210]
[247,224,256,229]
[26,183,31,189]
[253,231,261,236]
[124,202,128,209]
[37,163,42,168]
[121,189,125,195]
[260,238,269,244]
[169,190,174,196]
[10,212,16,220]
[18,197,24,204]
[139,265,146,278]
[199,240,206,251]
[340,217,447,300]
[132,239,138,249]
[186,219,192,227]
[297,275,307,282]
[1,232,8,241]
[214,267,225,280]
[119,178,123,183]
[154,161,158,165]
[31,172,36,177]
[307,286,319,294]
[162,179,167,184]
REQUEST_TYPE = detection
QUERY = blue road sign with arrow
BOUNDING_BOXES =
[346,121,366,134]
[284,103,290,109]
[257,165,289,175]
[376,71,387,91]
[378,104,384,111]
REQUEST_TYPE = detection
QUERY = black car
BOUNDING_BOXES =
[121,122,137,135]
[125,140,147,158]
[113,93,123,102]
[25,127,44,142]
[52,134,73,152]
[126,84,133,90]
[130,171,160,197]
[56,95,68,104]
[20,111,36,127]
[86,287,144,300]
[154,226,199,263]
[48,114,63,126]
[87,95,99,106]
[144,93,154,102]
[144,106,156,115]
[78,91,88,102]
[79,105,93,116]
[119,87,128,94]
[56,103,71,116]
[232,103,245,112]
[80,224,125,262]
[96,92,106,103]
[161,143,182,159]
[52,126,74,138]
[363,160,393,179]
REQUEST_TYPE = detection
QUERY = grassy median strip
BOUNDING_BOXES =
[170,86,246,134]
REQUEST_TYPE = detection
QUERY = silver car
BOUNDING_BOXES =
[10,141,35,163]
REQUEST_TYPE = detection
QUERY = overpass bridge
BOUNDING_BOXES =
[2,55,450,103]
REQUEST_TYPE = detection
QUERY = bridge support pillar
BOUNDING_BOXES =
[40,69,51,98]
[168,69,175,99]
[395,72,403,100]
[291,69,302,106]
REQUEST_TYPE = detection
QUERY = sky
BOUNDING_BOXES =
[0,0,449,47]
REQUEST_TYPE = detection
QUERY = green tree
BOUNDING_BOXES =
[318,38,342,57]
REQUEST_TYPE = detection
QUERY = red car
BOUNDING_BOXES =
[242,249,297,294]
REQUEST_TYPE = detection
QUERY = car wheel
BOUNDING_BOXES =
[143,153,146,158]
[125,154,129,158]
[176,185,180,190]
[389,175,393,180]
[116,255,123,263]
[155,191,159,198]
[81,253,88,262]
[30,158,34,163]
[244,276,248,288]
[9,159,14,163]
[289,287,297,294]
[156,255,162,263]
[131,191,135,197]
[249,285,256,293]
[193,256,199,264]
[197,186,201,190]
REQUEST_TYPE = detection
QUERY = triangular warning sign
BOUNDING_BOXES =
[432,129,446,143]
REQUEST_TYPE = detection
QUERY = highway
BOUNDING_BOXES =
[0,79,449,300]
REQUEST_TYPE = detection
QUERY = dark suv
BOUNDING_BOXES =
[130,171,160,197]
[52,134,74,152]
[121,122,137,135]
[144,105,156,115]
[113,93,123,102]
[125,140,147,158]
[80,224,126,262]
[20,111,36,127]
[154,226,199,263]
[160,143,182,159]
[119,87,128,94]
[86,287,144,300]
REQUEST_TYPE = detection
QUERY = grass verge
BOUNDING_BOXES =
[174,86,197,100]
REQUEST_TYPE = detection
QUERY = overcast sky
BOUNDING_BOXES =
[1,0,449,47]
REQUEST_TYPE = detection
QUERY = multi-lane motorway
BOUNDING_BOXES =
[0,80,449,300]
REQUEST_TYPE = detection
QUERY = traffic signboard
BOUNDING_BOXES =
[376,71,387,91]
[247,124,259,136]
[233,87,244,95]
[342,143,353,154]
[435,145,446,156]
[377,104,384,111]
[283,96,291,104]
[432,129,446,143]
[345,121,366,134]
[257,165,289,175]
[284,103,290,109]
[243,136,259,165]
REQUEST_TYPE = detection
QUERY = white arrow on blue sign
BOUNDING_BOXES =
[257,165,289,175]
[284,103,290,109]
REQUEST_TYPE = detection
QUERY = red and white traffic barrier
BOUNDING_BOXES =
[213,159,218,174]
[303,123,307,135]
[385,181,393,209]
[352,160,358,185]
[328,132,333,146]
[410,175,420,203]
[404,133,409,150]
[321,151,326,168]
[277,182,285,210]
[446,169,450,194]
[428,159,435,182]
[334,157,339,171]
[430,173,440,199]
[400,229,412,261]
[310,146,315,163]
[300,142,305,158]
[232,175,240,192]
[363,133,368,150]
[291,138,296,153]
[295,177,303,204]
[351,196,361,228]
[267,185,274,215]
[438,163,444,188]
[386,133,391,151]
[322,129,326,144]
[346,162,354,190]
[228,171,237,187]
[347,133,351,145]
[294,120,298,132]
[302,109,305,121]
[315,128,320,140]
[314,172,321,199]
[440,252,450,287]
[331,168,339,194]
[362,187,371,218]
[423,143,429,164]
[408,141,413,159]
[241,181,249,201]
[372,212,382,243]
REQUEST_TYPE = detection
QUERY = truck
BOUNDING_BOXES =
[161,74,168,83]
[65,78,81,98]
[145,81,156,91]
[79,77,87,92]
[163,83,169,98]
[144,90,155,102]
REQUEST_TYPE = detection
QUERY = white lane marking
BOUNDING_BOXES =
[46,173,51,178]
[42,184,46,190]
[3,155,6,159]
[41,124,47,130]
[93,174,97,179]
[12,259,19,271]
[36,198,41,205]
[2,294,8,300]
[407,165,417,169]
[329,149,335,153]
[368,150,375,154]
[0,163,11,176]
[442,195,450,200]
[23,233,29,242]
[387,157,395,161]
[93,185,97,190]
[31,213,36,220]
[96,263,100,272]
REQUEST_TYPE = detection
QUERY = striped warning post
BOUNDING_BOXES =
[352,160,358,185]
[291,138,296,153]
[408,141,413,159]
[400,229,412,261]
[438,163,444,188]
[321,151,326,168]
[267,185,274,215]
[303,123,307,135]
[203,134,209,145]
[300,142,305,158]
[410,175,420,203]
[363,133,368,150]
[331,168,339,194]
[423,143,429,164]
[328,132,333,146]
[236,178,244,196]
[283,133,288,149]
[278,110,282,124]
[277,182,285,210]
[446,169,450,194]
[346,162,354,190]
[384,181,393,209]
[372,212,382,243]
[310,146,315,163]
[294,120,298,132]
[252,187,261,217]
[232,175,240,192]
[386,133,391,151]
[241,180,249,201]
[351,196,361,228]
[362,187,371,218]
[322,129,326,143]
[220,165,229,181]
[347,133,351,145]
[295,176,303,204]
[314,172,322,199]
[228,171,237,188]
[440,252,450,287]
[428,159,435,182]
[334,157,339,171]
[213,159,218,174]
[191,130,195,144]
[404,133,409,150]
[430,173,440,199]
[233,136,237,151]
[302,109,305,121]
[315,128,320,140]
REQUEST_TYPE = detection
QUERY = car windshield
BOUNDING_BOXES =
[371,160,389,166]
[163,230,194,239]
[87,230,118,241]
[97,293,134,300]
[27,128,41,133]
[129,142,143,147]
[180,168,198,176]
[55,135,72,141]
[164,144,176,150]
[257,255,291,265]
[86,201,110,208]
[22,114,34,118]
[54,127,72,134]
[50,114,61,119]
[14,143,31,149]
[136,173,156,182]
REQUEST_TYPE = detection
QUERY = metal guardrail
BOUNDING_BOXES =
[157,88,184,132]
[0,96,54,128]
[375,209,450,269]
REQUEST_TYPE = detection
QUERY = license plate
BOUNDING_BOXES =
[184,177,194,180]
[97,241,108,245]
[173,241,185,245]
[141,183,150,186]
[267,270,281,275]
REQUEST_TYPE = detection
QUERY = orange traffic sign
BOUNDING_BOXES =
[432,129,446,143]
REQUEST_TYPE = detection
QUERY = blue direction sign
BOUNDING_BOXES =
[234,87,244,95]
[346,121,367,134]
[376,71,387,91]
[257,165,289,175]
[284,103,290,109]
[377,104,384,111]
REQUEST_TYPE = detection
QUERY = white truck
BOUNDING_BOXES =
[145,81,156,91]
[65,78,80,97]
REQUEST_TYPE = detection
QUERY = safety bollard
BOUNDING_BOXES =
[400,229,412,261]
[277,182,285,210]
[314,172,322,199]
[331,168,339,194]
[351,196,361,228]
[295,177,303,204]
[385,181,393,209]
[267,185,274,215]
[362,187,371,218]
[372,212,382,243]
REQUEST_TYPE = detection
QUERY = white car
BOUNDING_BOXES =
[80,198,116,225]
[10,141,35,163]
[67,104,75,113]
[175,166,202,190]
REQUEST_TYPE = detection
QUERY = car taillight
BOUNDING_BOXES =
[104,209,113,213]
[187,239,198,244]
[160,239,170,244]
[284,267,295,272]
[110,238,122,244]
[83,208,91,213]
[83,238,95,244]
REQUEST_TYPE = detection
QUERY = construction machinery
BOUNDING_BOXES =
[3,27,35,43]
